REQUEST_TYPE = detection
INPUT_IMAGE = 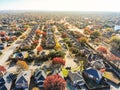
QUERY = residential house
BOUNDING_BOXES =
[15,71,31,89]
[68,71,85,87]
[83,67,103,84]
[34,70,46,88]
[114,20,120,30]
[0,72,16,90]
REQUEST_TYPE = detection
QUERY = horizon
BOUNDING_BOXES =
[0,10,120,13]
[0,0,120,12]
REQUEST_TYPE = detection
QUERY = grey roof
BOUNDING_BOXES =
[15,71,31,88]
[116,20,120,25]
[2,72,14,90]
[34,70,46,80]
[68,71,84,85]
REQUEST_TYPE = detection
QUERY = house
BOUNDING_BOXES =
[12,51,28,60]
[0,72,16,90]
[83,67,103,84]
[34,70,46,88]
[0,75,5,86]
[68,71,85,87]
[114,20,120,31]
[15,71,31,89]
[91,60,105,70]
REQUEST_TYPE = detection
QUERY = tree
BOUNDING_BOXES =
[11,36,17,41]
[37,46,43,55]
[97,46,107,54]
[5,36,9,41]
[78,37,88,44]
[49,50,66,59]
[32,87,40,90]
[24,25,30,28]
[84,27,92,35]
[54,42,62,50]
[0,65,6,73]
[37,46,43,52]
[52,57,65,65]
[90,30,101,39]
[0,31,6,36]
[44,74,66,90]
[61,33,68,38]
[16,60,28,70]
[33,40,39,45]
[110,36,120,51]
[35,29,41,35]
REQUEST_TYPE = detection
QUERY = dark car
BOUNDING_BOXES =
[0,43,4,50]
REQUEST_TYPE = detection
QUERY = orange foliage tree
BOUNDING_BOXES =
[97,46,107,54]
[37,46,43,52]
[5,36,9,41]
[32,87,40,90]
[37,46,43,55]
[0,65,6,73]
[78,37,88,44]
[35,30,41,35]
[33,40,39,45]
[17,60,28,70]
[44,74,66,90]
[52,57,65,65]
[12,36,17,41]
[84,27,92,35]
[0,31,6,36]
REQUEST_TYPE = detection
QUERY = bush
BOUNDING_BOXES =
[49,50,66,59]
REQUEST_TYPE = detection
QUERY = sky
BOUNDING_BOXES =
[0,0,120,11]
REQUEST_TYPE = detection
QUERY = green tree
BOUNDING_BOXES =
[110,36,120,51]
[90,30,101,39]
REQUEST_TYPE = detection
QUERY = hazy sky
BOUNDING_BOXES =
[0,0,120,11]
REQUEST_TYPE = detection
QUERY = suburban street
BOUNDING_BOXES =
[0,28,31,65]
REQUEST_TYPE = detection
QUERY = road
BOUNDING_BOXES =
[0,28,31,65]
[66,22,120,90]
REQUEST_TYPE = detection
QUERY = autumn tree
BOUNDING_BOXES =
[84,26,92,35]
[0,31,6,36]
[11,36,17,41]
[0,65,6,73]
[61,33,68,38]
[90,30,101,39]
[16,60,28,71]
[5,36,9,41]
[110,36,120,51]
[33,40,39,45]
[37,46,43,55]
[79,37,88,44]
[44,74,66,90]
[97,46,107,54]
[52,57,65,65]
[24,25,30,28]
[35,29,41,35]
[54,42,62,50]
[32,87,40,90]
